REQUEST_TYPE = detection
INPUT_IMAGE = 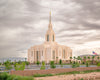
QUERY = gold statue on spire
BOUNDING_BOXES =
[49,11,51,23]
[48,11,52,29]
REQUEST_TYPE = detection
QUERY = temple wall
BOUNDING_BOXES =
[28,44,72,63]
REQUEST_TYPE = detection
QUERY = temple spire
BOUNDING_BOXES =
[45,11,55,42]
[49,11,51,23]
[48,11,52,29]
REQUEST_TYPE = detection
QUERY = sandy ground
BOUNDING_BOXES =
[35,72,100,80]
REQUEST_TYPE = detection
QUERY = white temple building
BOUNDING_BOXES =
[28,12,72,63]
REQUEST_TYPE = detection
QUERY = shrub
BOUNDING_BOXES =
[14,62,25,71]
[25,61,30,69]
[50,61,56,69]
[76,62,80,67]
[73,61,75,64]
[0,72,9,80]
[97,63,100,66]
[13,76,33,80]
[86,61,89,67]
[6,75,15,80]
[0,72,34,80]
[40,61,45,70]
[4,60,12,70]
[25,61,30,66]
[79,78,84,80]
[59,59,62,65]
[59,59,63,67]
[71,62,80,68]
[11,62,14,65]
[18,60,22,64]
[33,74,53,77]
[72,64,77,68]
[82,61,85,64]
[36,61,40,66]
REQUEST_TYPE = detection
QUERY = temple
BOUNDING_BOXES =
[28,12,72,63]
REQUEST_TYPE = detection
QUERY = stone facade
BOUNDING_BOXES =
[28,12,72,63]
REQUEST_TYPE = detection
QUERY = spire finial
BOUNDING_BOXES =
[49,11,51,23]
[48,11,52,29]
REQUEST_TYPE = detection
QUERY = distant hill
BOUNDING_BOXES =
[0,57,27,63]
[79,54,100,57]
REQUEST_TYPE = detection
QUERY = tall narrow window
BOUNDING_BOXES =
[31,51,33,56]
[52,50,55,59]
[36,51,39,61]
[63,50,65,59]
[42,51,43,56]
[47,35,49,41]
[53,35,54,41]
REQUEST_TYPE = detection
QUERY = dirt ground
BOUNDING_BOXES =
[35,72,100,80]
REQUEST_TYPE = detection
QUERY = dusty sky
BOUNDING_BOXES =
[0,0,100,58]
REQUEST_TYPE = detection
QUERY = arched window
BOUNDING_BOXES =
[47,35,49,41]
[53,35,54,41]
[52,50,55,59]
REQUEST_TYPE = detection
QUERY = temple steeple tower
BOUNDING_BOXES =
[45,12,55,42]
[28,11,72,64]
[48,11,52,30]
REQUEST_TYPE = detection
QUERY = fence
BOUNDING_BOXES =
[10,67,100,76]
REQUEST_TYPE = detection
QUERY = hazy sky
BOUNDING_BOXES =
[0,0,100,58]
